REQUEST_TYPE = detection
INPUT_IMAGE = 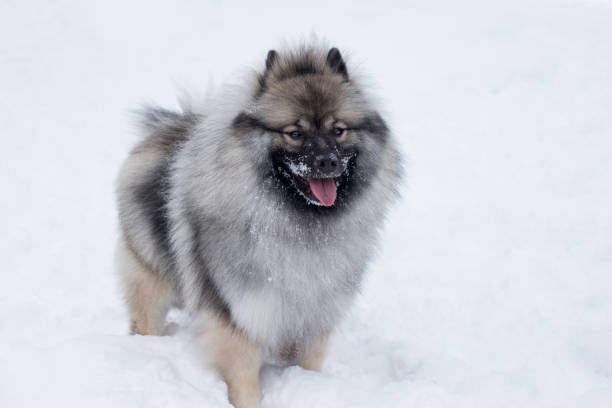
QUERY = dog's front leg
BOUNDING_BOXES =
[299,333,330,372]
[201,317,262,408]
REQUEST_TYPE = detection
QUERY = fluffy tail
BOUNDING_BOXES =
[135,105,200,139]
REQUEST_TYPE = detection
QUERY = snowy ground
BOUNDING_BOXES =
[1,0,611,407]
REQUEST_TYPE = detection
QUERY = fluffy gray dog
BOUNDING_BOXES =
[115,44,401,408]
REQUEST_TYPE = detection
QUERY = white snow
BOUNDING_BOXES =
[286,161,311,178]
[1,0,612,407]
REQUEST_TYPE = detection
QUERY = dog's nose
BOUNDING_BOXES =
[315,153,338,170]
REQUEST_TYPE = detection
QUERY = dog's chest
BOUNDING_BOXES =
[223,234,361,355]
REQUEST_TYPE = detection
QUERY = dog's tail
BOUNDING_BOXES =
[136,105,200,136]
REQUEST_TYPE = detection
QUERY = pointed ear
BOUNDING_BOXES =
[326,47,348,80]
[265,50,278,71]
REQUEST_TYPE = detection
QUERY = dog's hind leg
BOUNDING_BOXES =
[116,239,174,336]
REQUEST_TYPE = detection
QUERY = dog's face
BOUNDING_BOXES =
[233,47,389,212]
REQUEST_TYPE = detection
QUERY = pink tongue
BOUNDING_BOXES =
[308,178,337,206]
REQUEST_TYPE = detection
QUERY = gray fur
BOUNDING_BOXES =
[116,44,402,366]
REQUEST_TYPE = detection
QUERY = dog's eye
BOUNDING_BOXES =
[288,131,303,139]
[333,127,345,137]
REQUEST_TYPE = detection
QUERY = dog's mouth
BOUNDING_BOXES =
[307,178,337,207]
[272,151,356,208]
[279,161,346,207]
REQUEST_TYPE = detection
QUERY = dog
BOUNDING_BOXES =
[115,44,402,408]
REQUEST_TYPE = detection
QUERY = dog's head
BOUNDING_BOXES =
[233,46,390,212]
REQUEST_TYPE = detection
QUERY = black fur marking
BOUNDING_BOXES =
[133,107,199,253]
[266,50,278,71]
[232,112,260,130]
[135,163,173,259]
[359,113,389,143]
[326,48,348,80]
[292,65,319,77]
[279,342,298,364]
[232,112,282,135]
[189,214,232,320]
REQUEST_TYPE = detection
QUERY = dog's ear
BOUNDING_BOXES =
[256,50,279,96]
[326,47,348,80]
[265,50,278,72]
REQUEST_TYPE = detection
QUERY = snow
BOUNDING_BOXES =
[1,0,611,407]
[286,161,311,178]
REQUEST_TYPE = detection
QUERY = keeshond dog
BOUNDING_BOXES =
[115,44,401,408]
